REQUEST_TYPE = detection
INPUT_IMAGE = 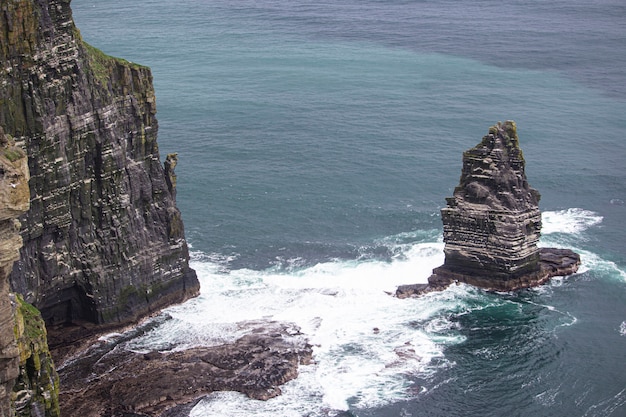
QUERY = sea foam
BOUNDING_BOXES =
[541,208,603,235]
[127,208,609,415]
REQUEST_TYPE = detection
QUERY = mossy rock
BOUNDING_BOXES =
[12,295,60,417]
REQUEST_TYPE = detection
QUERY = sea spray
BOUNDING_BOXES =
[112,209,613,415]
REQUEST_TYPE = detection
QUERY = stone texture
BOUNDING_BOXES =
[397,121,580,296]
[0,128,31,417]
[0,0,199,332]
[1,129,58,417]
[57,321,313,417]
[12,294,60,417]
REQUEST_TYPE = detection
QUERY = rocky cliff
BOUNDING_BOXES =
[0,129,59,417]
[0,0,199,338]
[0,129,30,417]
[397,121,580,296]
[12,293,60,417]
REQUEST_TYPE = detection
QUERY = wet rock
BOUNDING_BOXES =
[57,321,313,417]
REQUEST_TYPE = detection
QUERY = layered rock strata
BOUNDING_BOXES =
[0,129,30,417]
[57,320,313,417]
[1,0,199,335]
[397,121,580,296]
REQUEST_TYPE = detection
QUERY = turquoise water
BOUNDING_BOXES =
[73,0,625,415]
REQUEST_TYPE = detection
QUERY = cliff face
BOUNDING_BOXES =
[0,130,30,417]
[0,131,58,417]
[397,121,580,296]
[12,293,60,417]
[0,0,199,331]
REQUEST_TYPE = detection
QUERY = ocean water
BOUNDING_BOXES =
[72,0,625,416]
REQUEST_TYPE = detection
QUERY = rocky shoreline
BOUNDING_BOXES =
[397,247,580,297]
[54,319,312,417]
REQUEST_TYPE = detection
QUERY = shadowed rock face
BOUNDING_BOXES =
[441,120,542,280]
[397,121,580,296]
[1,0,199,331]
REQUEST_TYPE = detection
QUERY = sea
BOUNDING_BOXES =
[71,1,625,416]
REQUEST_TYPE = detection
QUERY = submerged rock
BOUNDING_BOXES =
[397,121,580,297]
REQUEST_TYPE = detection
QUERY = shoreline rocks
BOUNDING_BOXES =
[56,320,313,417]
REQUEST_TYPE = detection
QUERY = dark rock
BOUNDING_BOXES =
[1,0,199,334]
[57,321,313,417]
[395,283,431,298]
[397,121,580,297]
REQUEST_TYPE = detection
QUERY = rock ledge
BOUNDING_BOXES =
[57,320,313,417]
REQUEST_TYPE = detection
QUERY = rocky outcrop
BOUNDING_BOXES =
[57,320,313,417]
[12,294,60,417]
[397,121,580,296]
[0,129,30,416]
[0,0,199,336]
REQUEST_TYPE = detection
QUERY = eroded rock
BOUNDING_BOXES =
[397,121,580,297]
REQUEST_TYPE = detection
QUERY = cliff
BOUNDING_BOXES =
[0,130,59,417]
[0,129,29,416]
[12,294,60,417]
[397,121,580,296]
[0,0,199,341]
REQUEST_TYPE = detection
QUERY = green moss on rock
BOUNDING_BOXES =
[12,294,60,417]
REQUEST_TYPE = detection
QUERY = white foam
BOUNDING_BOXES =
[124,208,619,414]
[541,208,602,235]
[570,248,626,282]
[126,240,470,414]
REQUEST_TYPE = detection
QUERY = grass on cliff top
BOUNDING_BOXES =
[81,40,148,84]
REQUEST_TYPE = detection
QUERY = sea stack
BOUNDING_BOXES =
[397,121,580,296]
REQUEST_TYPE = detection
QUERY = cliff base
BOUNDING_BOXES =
[396,247,580,298]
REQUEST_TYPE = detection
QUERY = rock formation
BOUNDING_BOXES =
[57,320,313,417]
[0,129,59,417]
[0,129,29,417]
[12,294,60,417]
[0,0,199,339]
[397,121,580,296]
